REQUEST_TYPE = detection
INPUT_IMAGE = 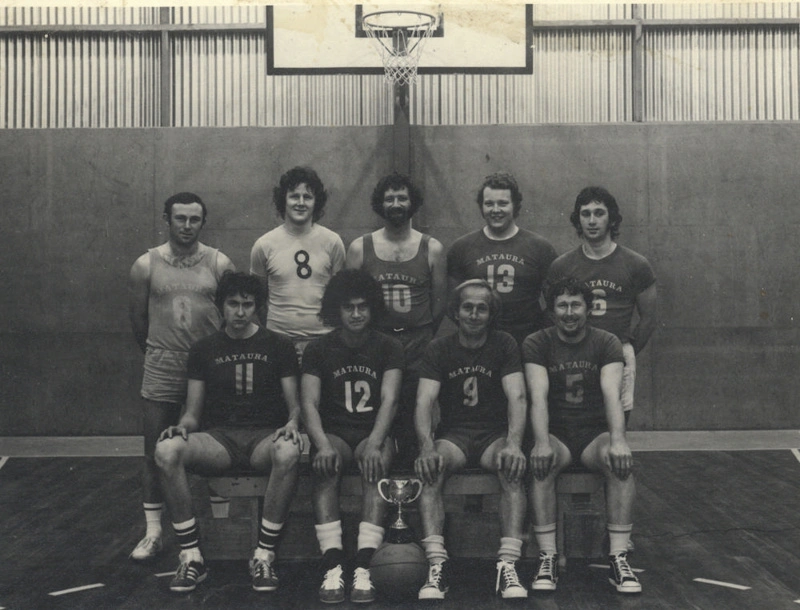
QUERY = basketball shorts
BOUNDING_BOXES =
[319,425,376,454]
[141,347,189,403]
[549,422,604,465]
[621,343,636,413]
[437,426,506,468]
[207,427,276,469]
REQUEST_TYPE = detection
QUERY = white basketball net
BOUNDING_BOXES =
[362,10,437,86]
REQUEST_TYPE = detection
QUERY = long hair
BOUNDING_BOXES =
[318,269,387,328]
[570,186,623,240]
[272,166,328,222]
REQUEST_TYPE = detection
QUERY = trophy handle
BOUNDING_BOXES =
[406,478,423,503]
[377,478,393,504]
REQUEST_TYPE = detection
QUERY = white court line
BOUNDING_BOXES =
[48,583,105,596]
[693,578,751,591]
[794,599,800,604]
[0,456,9,470]
[155,571,176,578]
[589,564,645,573]
[791,449,800,463]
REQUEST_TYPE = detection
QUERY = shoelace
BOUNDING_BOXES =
[537,554,555,579]
[613,554,636,581]
[252,559,274,579]
[424,563,443,588]
[495,561,522,591]
[322,565,344,590]
[352,567,372,590]
[175,561,200,581]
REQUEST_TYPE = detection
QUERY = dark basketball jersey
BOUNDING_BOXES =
[417,330,521,431]
[522,326,623,429]
[546,245,655,342]
[187,327,299,429]
[447,228,557,339]
[302,329,404,431]
[361,233,434,331]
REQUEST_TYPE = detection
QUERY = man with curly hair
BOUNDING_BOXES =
[347,172,447,468]
[250,166,346,362]
[301,269,404,604]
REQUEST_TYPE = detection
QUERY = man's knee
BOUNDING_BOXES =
[154,438,184,471]
[269,437,301,471]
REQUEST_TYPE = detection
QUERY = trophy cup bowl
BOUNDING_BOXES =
[378,478,422,544]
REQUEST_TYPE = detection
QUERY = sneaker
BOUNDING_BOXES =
[319,564,345,604]
[350,567,376,603]
[418,561,449,600]
[531,551,558,591]
[250,556,279,592]
[169,553,207,593]
[609,552,642,593]
[129,536,162,561]
[495,560,528,599]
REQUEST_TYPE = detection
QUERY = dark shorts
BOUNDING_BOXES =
[438,427,506,468]
[206,427,276,469]
[319,425,374,454]
[550,422,605,465]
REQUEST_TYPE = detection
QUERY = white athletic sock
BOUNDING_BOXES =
[143,502,163,538]
[533,523,557,555]
[608,523,633,556]
[497,537,523,563]
[315,520,343,554]
[421,535,448,565]
[357,521,385,551]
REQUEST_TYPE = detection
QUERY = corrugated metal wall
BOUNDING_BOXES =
[2,4,800,127]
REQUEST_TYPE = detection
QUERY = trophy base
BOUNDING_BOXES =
[386,527,416,545]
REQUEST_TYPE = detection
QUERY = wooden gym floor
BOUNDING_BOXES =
[0,432,799,609]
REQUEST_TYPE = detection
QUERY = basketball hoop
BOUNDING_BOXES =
[362,10,437,86]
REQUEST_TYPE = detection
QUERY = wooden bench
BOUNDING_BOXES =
[195,437,606,561]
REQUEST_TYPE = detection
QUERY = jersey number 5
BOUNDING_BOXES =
[565,373,584,405]
[345,380,373,413]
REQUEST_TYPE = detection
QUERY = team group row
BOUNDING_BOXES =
[127,167,657,602]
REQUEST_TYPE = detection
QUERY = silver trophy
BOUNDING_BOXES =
[378,478,423,543]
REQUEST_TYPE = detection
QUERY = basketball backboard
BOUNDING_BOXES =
[266,3,533,75]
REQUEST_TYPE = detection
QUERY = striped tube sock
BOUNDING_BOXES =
[173,517,200,553]
[256,518,284,558]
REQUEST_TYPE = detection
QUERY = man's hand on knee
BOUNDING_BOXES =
[159,425,189,442]
[495,440,526,483]
[415,448,444,486]
[529,441,555,481]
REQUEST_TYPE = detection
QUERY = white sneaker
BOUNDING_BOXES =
[418,562,449,600]
[531,551,558,591]
[350,567,376,603]
[129,536,162,561]
[496,560,528,598]
[609,552,642,593]
[319,564,345,604]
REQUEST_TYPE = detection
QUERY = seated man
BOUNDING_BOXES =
[301,269,404,604]
[523,277,640,594]
[414,280,528,601]
[155,271,302,593]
